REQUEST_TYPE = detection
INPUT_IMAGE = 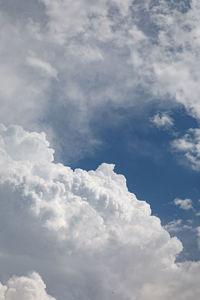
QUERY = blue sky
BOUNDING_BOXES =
[71,103,200,260]
[1,0,200,299]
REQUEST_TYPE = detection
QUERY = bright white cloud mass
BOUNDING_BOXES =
[0,273,55,300]
[1,0,200,299]
[0,124,200,300]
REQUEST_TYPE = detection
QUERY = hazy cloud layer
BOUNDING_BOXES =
[0,124,200,299]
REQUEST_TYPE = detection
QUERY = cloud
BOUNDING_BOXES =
[172,128,200,171]
[164,219,193,234]
[164,219,183,233]
[196,227,200,250]
[0,124,200,299]
[174,198,193,211]
[152,113,174,129]
[1,1,200,298]
[26,55,58,79]
[2,0,200,160]
[0,272,55,300]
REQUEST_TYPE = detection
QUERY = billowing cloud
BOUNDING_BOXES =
[172,128,200,171]
[0,272,55,300]
[1,1,200,298]
[0,124,200,299]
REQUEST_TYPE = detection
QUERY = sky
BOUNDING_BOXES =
[1,0,200,299]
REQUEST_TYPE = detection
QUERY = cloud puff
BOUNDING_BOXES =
[174,198,193,210]
[0,272,55,300]
[152,113,174,129]
[0,124,200,299]
[172,128,200,171]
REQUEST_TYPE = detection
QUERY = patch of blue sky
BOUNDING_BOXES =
[68,103,200,260]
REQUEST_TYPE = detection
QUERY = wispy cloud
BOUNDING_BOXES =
[164,219,183,233]
[174,198,193,211]
[172,128,200,171]
[26,54,58,78]
[152,113,174,129]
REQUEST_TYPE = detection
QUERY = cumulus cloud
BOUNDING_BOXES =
[0,124,200,299]
[152,113,174,129]
[174,198,193,211]
[2,1,200,298]
[0,272,55,300]
[172,128,200,171]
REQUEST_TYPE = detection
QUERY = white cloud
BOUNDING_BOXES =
[0,12,54,130]
[174,198,193,210]
[196,226,200,250]
[148,0,200,119]
[0,124,200,299]
[1,0,200,160]
[164,219,193,233]
[26,55,58,79]
[164,219,183,233]
[152,113,174,129]
[172,128,200,171]
[0,272,55,300]
[2,1,200,297]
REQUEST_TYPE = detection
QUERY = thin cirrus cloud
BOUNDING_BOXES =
[0,124,200,299]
